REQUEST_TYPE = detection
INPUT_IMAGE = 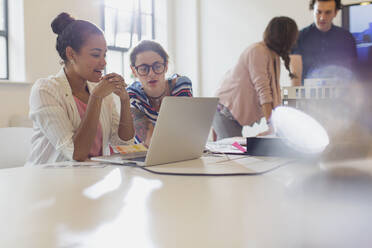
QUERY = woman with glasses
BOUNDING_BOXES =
[26,13,134,166]
[127,40,193,145]
[213,16,298,140]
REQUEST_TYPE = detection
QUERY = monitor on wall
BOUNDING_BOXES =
[342,2,372,66]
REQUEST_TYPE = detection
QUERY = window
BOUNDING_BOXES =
[0,0,8,79]
[103,0,155,82]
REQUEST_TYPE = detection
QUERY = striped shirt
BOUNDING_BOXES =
[127,75,193,143]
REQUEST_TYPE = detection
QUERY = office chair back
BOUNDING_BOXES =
[0,127,33,169]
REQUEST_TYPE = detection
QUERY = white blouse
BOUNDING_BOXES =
[25,68,133,166]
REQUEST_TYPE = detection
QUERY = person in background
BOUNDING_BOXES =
[213,16,298,140]
[127,40,193,146]
[26,12,134,166]
[290,0,357,85]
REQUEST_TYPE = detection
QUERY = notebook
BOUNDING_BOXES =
[91,97,219,166]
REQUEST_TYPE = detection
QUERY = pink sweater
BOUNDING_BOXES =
[216,42,282,126]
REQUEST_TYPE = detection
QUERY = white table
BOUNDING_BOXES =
[1,156,372,248]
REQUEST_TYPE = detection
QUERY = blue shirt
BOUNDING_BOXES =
[292,24,357,84]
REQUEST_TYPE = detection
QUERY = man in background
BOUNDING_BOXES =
[290,0,357,85]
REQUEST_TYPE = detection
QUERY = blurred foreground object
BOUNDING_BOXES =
[281,76,372,162]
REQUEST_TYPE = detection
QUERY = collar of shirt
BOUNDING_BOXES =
[310,23,336,37]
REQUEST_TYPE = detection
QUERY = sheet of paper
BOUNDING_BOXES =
[147,155,292,174]
[214,137,247,145]
[205,142,245,154]
[255,134,278,139]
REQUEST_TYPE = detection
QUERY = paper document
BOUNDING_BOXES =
[215,136,247,145]
[205,141,245,154]
[148,155,293,174]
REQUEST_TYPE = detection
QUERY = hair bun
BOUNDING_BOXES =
[51,12,75,35]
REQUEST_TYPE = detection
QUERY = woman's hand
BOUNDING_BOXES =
[257,124,274,137]
[108,73,129,103]
[91,73,125,100]
[258,103,274,136]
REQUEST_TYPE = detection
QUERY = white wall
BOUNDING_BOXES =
[168,0,201,96]
[0,83,31,127]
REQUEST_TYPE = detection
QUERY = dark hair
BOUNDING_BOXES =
[263,16,298,79]
[51,12,103,62]
[130,40,169,66]
[309,0,342,10]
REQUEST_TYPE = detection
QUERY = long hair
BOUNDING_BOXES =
[263,16,298,79]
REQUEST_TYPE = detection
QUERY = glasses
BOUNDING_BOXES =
[134,62,166,76]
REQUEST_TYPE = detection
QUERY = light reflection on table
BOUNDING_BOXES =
[0,157,372,247]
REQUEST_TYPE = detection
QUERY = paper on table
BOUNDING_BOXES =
[215,136,247,145]
[147,155,292,174]
[212,135,279,146]
[205,141,245,154]
[255,134,278,138]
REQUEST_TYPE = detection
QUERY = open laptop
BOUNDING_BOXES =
[92,97,218,166]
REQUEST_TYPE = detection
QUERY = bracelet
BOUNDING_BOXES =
[90,94,103,100]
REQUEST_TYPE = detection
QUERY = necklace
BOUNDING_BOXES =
[72,84,90,103]
[147,85,168,105]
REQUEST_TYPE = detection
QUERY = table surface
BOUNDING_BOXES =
[1,155,372,248]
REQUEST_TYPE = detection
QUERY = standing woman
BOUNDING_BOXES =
[213,16,298,140]
[127,40,193,146]
[26,13,134,166]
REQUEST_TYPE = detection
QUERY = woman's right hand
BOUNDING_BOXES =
[90,73,121,99]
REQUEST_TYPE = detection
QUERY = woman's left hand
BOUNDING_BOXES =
[107,73,129,102]
[257,124,274,137]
